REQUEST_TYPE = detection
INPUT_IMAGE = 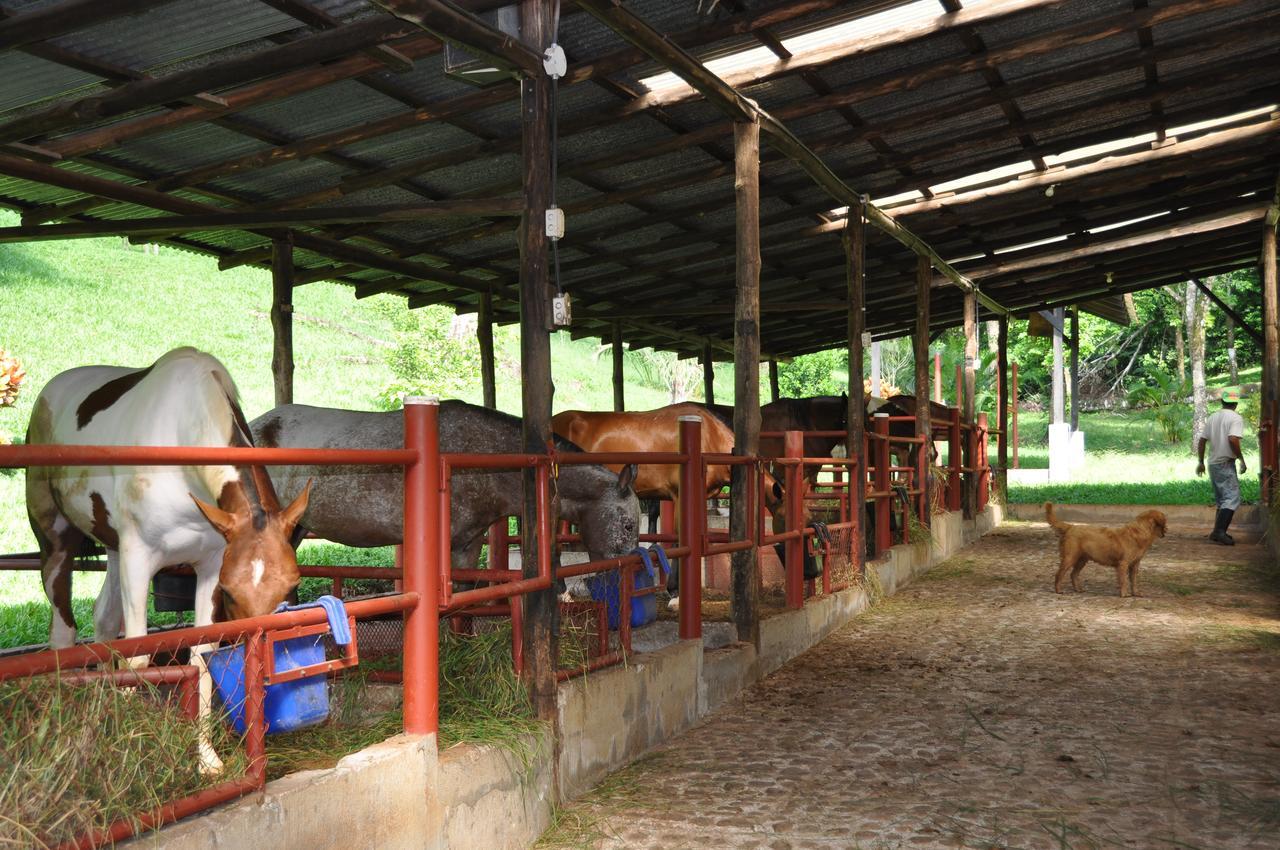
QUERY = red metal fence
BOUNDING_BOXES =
[0,399,993,846]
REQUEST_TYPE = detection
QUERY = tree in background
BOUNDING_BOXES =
[1186,280,1207,448]
[375,302,485,408]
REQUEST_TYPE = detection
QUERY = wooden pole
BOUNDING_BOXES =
[270,234,294,406]
[997,316,1009,502]
[769,359,780,402]
[963,290,977,519]
[845,206,866,575]
[611,321,625,411]
[1263,222,1279,503]
[517,0,557,721]
[914,254,932,526]
[702,343,715,405]
[1070,306,1081,431]
[1011,362,1020,469]
[1052,307,1065,426]
[731,119,762,646]
[478,291,496,410]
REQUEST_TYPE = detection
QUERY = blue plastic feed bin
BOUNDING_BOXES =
[205,635,330,735]
[587,551,659,631]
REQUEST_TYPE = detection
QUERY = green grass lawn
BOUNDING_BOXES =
[1003,408,1262,505]
[0,217,702,647]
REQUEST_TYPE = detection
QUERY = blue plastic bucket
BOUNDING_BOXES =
[204,636,330,735]
[587,563,657,631]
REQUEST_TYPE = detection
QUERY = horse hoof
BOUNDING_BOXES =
[198,746,225,777]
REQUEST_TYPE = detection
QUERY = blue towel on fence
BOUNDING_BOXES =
[274,594,352,646]
[631,544,671,582]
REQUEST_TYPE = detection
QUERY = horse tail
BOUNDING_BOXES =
[1044,502,1070,535]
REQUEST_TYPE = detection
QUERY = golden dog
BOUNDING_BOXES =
[1045,502,1167,597]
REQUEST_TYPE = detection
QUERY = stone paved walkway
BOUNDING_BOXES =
[538,519,1280,850]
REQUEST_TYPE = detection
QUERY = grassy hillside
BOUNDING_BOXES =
[0,221,727,645]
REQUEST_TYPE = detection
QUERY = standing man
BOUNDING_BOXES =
[1197,388,1247,545]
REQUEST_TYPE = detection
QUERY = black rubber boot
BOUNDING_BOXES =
[1209,508,1235,546]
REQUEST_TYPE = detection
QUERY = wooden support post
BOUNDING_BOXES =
[479,290,506,570]
[702,343,715,405]
[948,408,962,513]
[478,291,496,410]
[611,321,625,412]
[731,119,762,646]
[873,414,891,556]
[1070,305,1080,432]
[1011,362,1020,469]
[963,290,977,519]
[977,412,990,512]
[1052,306,1065,426]
[844,208,866,575]
[783,429,805,610]
[769,359,780,402]
[914,254,932,526]
[270,234,294,406]
[1263,223,1279,503]
[997,316,1009,502]
[518,0,557,721]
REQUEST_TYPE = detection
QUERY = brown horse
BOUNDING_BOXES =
[552,402,775,506]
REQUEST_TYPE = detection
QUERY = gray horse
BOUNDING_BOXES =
[249,401,639,570]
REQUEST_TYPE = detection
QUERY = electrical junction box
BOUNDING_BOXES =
[546,206,565,240]
[552,293,572,327]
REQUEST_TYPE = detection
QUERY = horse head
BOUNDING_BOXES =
[191,469,313,621]
[567,463,641,562]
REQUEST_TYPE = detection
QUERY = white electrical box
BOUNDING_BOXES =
[552,293,572,327]
[546,206,565,240]
[861,331,872,348]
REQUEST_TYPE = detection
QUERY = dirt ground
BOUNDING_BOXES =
[538,519,1280,850]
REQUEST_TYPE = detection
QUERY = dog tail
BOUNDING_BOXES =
[1044,501,1070,535]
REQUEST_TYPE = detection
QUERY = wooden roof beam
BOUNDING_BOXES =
[888,115,1280,218]
[555,2,1002,313]
[0,200,524,242]
[0,0,170,52]
[0,152,508,294]
[261,0,415,72]
[371,0,541,77]
[0,17,424,145]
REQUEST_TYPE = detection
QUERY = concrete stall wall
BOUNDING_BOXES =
[132,505,1002,850]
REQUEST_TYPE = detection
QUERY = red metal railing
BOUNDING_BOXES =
[0,400,438,848]
[0,403,997,846]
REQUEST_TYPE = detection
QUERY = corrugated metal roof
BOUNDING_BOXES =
[0,0,1268,354]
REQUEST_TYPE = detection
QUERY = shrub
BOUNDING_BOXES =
[374,303,482,408]
[0,349,25,408]
[1127,370,1190,443]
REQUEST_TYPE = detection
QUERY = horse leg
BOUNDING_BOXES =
[38,518,84,649]
[92,548,124,644]
[191,554,225,776]
[114,536,155,667]
[667,497,684,611]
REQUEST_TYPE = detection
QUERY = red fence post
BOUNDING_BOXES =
[873,414,890,558]
[402,398,439,736]
[977,412,990,512]
[677,415,704,640]
[783,430,805,609]
[948,408,962,513]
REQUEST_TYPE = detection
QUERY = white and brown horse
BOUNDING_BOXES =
[25,347,310,771]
